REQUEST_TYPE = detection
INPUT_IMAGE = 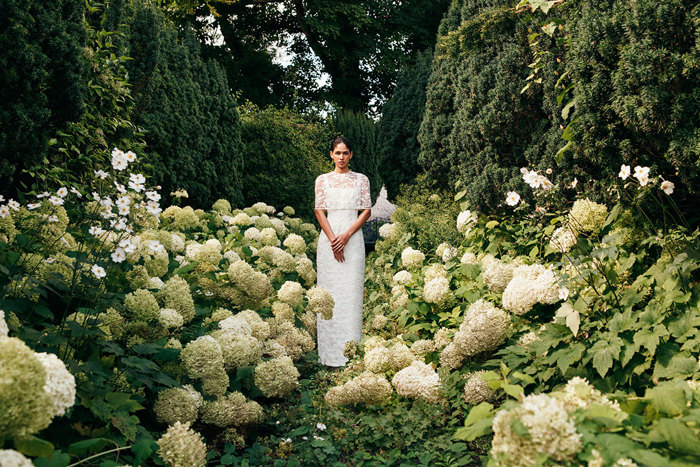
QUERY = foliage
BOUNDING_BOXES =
[238,104,331,220]
[0,0,87,197]
[0,148,324,465]
[417,0,700,223]
[378,49,434,201]
[117,1,244,209]
[331,109,383,204]
[155,0,452,113]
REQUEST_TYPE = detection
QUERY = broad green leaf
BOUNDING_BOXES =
[541,22,556,36]
[589,339,621,378]
[485,220,499,229]
[653,354,697,379]
[555,303,580,336]
[633,327,663,355]
[68,438,110,456]
[502,383,524,399]
[627,449,671,466]
[551,342,586,374]
[510,419,531,438]
[655,419,700,456]
[561,97,576,120]
[454,418,493,442]
[464,402,494,426]
[15,436,55,457]
[645,383,688,416]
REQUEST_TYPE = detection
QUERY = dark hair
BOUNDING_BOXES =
[330,135,353,152]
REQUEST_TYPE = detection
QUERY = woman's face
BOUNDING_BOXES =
[330,142,352,170]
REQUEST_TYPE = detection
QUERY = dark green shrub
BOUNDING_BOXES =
[378,50,434,201]
[0,0,87,195]
[331,109,383,204]
[239,105,331,218]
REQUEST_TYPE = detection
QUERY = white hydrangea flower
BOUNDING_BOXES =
[502,264,560,315]
[0,310,8,337]
[491,393,582,467]
[219,315,253,336]
[481,255,516,293]
[378,223,394,238]
[391,361,442,403]
[423,276,451,304]
[159,308,184,329]
[244,227,262,242]
[549,226,577,253]
[401,247,425,269]
[457,210,477,235]
[278,281,304,308]
[392,270,412,285]
[34,352,76,417]
[0,450,33,466]
[460,252,478,264]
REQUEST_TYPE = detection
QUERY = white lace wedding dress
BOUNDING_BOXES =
[315,171,371,366]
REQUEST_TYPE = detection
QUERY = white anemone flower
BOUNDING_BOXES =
[56,187,68,198]
[505,191,520,206]
[94,169,109,179]
[660,180,674,195]
[91,264,107,279]
[111,248,126,263]
[88,226,104,236]
[27,203,41,210]
[70,187,82,198]
[618,164,631,180]
[49,196,64,206]
[124,151,137,162]
[48,215,59,222]
[0,206,9,218]
[8,200,20,211]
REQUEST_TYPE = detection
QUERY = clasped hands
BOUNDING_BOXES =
[330,232,350,263]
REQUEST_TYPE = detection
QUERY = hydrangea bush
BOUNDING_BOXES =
[0,148,332,465]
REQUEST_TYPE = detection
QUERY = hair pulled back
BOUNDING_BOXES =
[330,135,353,152]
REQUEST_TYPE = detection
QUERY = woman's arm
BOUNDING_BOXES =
[315,208,345,262]
[330,209,371,255]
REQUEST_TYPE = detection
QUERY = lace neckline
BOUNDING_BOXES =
[329,170,353,175]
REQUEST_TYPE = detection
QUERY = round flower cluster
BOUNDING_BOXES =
[364,346,391,373]
[236,310,271,340]
[391,361,442,403]
[244,226,262,242]
[423,276,451,305]
[460,252,478,265]
[392,270,412,285]
[324,372,393,407]
[124,289,160,321]
[269,320,314,360]
[491,394,582,467]
[157,422,207,467]
[401,247,425,269]
[556,377,621,413]
[306,287,334,320]
[549,226,577,253]
[568,198,608,235]
[371,314,388,330]
[217,333,261,369]
[410,339,436,356]
[390,285,409,310]
[442,245,458,262]
[231,212,253,226]
[378,222,394,238]
[200,392,263,427]
[457,210,478,235]
[212,199,232,215]
[260,227,278,246]
[161,275,195,322]
[518,331,539,346]
[0,450,33,466]
[0,337,73,439]
[282,233,306,255]
[180,336,228,396]
[433,328,452,350]
[295,256,316,286]
[278,281,304,308]
[159,308,184,329]
[227,260,272,305]
[463,371,495,405]
[172,206,200,231]
[153,386,203,425]
[388,342,416,371]
[481,255,516,293]
[441,300,510,369]
[254,356,300,398]
[34,351,76,417]
[501,264,560,315]
[219,315,252,336]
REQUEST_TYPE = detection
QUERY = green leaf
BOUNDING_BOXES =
[510,419,531,439]
[561,97,576,120]
[68,438,110,456]
[633,327,662,355]
[555,303,580,336]
[589,339,622,378]
[15,436,55,457]
[454,418,493,442]
[645,382,688,416]
[502,383,524,399]
[551,342,586,374]
[554,140,572,163]
[627,449,671,466]
[655,419,700,456]
[541,22,556,37]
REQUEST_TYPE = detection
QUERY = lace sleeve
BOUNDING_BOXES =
[358,174,371,209]
[315,175,326,209]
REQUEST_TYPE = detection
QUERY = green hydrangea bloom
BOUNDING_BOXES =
[153,387,202,425]
[161,276,195,323]
[0,337,53,438]
[173,207,200,231]
[254,356,300,398]
[200,392,263,427]
[212,199,232,215]
[124,289,160,321]
[157,422,207,467]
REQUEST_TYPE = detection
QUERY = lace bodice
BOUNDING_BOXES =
[315,171,371,210]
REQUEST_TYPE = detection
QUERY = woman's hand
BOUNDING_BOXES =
[331,232,350,253]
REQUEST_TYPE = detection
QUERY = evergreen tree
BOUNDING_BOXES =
[332,110,383,204]
[378,49,433,200]
[0,0,87,196]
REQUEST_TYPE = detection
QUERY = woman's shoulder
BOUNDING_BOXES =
[354,171,370,183]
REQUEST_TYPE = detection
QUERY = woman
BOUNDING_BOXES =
[314,136,371,366]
